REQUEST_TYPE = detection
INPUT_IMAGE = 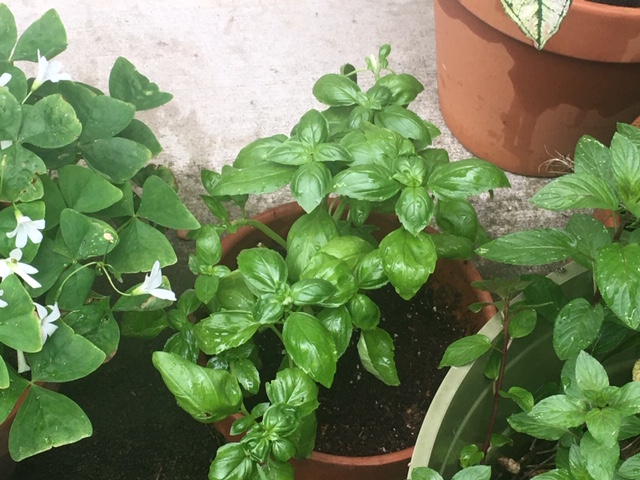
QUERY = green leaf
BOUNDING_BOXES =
[575,350,609,394]
[529,395,587,429]
[317,307,352,358]
[348,293,380,330]
[195,311,259,355]
[282,312,337,388]
[428,158,510,199]
[530,173,620,211]
[0,370,28,423]
[195,275,220,305]
[611,382,640,416]
[237,248,287,296]
[80,137,152,183]
[411,467,444,480]
[20,95,81,148]
[211,164,296,196]
[108,57,172,110]
[476,229,574,265]
[313,142,354,163]
[296,109,328,147]
[59,209,118,259]
[319,235,373,269]
[290,161,331,213]
[57,165,123,213]
[286,209,339,281]
[117,118,163,156]
[508,309,537,339]
[312,73,361,106]
[209,443,256,480]
[107,218,176,274]
[12,9,67,61]
[0,146,46,203]
[500,386,535,413]
[459,444,484,468]
[435,198,478,240]
[266,368,319,416]
[573,135,612,179]
[585,407,621,447]
[137,175,200,230]
[268,140,312,166]
[439,334,492,367]
[9,386,91,461]
[29,322,105,382]
[354,249,388,290]
[378,228,436,300]
[63,300,119,358]
[0,275,41,352]
[0,5,17,61]
[395,186,433,236]
[233,134,287,168]
[507,412,567,440]
[195,225,222,266]
[580,432,619,480]
[375,73,424,106]
[553,300,604,360]
[290,278,336,306]
[153,352,242,423]
[619,453,640,480]
[120,310,169,338]
[610,133,640,214]
[450,465,491,480]
[500,0,572,50]
[301,252,358,307]
[596,243,640,328]
[564,213,612,269]
[231,359,260,395]
[332,164,400,202]
[374,105,431,143]
[357,327,400,386]
[0,85,20,140]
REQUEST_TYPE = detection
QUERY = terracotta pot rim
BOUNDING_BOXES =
[457,0,640,63]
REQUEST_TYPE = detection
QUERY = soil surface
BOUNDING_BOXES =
[314,282,467,456]
[251,280,469,457]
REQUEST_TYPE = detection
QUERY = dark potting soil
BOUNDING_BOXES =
[253,280,469,458]
[587,0,640,6]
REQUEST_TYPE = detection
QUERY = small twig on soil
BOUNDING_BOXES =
[154,465,163,480]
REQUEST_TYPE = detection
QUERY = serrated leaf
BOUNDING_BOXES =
[529,394,587,429]
[553,300,604,360]
[530,173,620,211]
[439,334,492,367]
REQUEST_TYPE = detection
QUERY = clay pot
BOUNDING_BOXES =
[434,0,640,176]
[214,202,496,480]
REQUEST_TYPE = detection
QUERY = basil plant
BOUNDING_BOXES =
[0,5,199,462]
[152,45,510,479]
[437,123,640,478]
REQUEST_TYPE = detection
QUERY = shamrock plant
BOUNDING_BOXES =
[435,123,640,478]
[150,45,510,479]
[0,5,199,461]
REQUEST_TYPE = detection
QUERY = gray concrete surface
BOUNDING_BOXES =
[14,1,567,274]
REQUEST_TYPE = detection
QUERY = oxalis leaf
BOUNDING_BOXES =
[596,243,640,329]
[500,0,572,50]
[9,386,92,461]
[108,57,172,110]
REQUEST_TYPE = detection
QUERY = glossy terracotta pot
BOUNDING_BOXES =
[434,0,640,176]
[215,202,496,480]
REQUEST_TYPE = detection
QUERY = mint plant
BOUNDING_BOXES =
[437,123,640,477]
[0,5,198,461]
[151,45,510,479]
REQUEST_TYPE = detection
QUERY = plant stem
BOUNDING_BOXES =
[233,219,287,250]
[481,298,512,457]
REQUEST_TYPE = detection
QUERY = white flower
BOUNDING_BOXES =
[0,72,11,87]
[35,302,60,345]
[32,50,71,90]
[7,212,45,248]
[134,261,176,301]
[0,290,7,308]
[17,350,29,373]
[0,248,41,289]
[0,140,12,150]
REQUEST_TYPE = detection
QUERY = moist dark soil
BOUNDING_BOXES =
[252,280,469,457]
[314,282,467,456]
[587,0,640,6]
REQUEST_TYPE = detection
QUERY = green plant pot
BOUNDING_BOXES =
[408,263,595,477]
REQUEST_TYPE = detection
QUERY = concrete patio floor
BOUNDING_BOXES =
[9,1,573,478]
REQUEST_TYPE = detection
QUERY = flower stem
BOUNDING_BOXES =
[233,219,287,250]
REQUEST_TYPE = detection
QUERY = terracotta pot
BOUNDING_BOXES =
[0,382,59,478]
[215,202,496,480]
[434,0,640,176]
